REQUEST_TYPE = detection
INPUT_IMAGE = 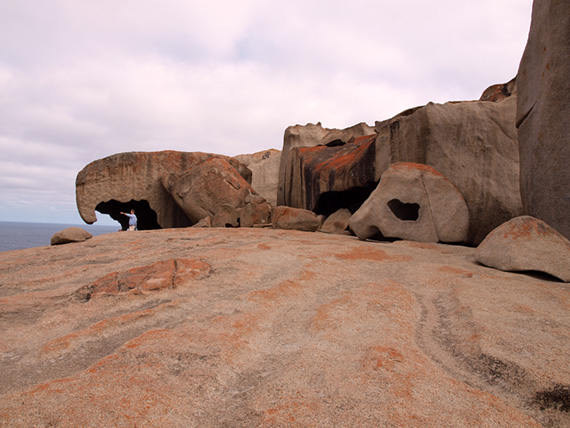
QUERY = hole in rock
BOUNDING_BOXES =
[387,199,420,221]
[314,183,377,217]
[96,199,161,230]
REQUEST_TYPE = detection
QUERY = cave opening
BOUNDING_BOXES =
[96,199,161,231]
[313,182,378,217]
[387,199,420,221]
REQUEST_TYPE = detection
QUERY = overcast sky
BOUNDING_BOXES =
[0,0,532,226]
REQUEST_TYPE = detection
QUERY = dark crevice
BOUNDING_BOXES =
[314,183,377,217]
[96,199,161,230]
[388,199,420,221]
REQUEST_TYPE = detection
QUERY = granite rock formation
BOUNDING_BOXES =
[517,0,570,240]
[475,216,570,282]
[161,157,258,224]
[50,227,93,246]
[234,149,281,207]
[374,94,521,245]
[283,134,377,215]
[277,122,374,207]
[350,163,469,243]
[1,228,568,427]
[76,151,252,230]
[279,93,520,246]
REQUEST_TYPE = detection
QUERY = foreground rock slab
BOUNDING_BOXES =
[475,216,570,282]
[0,229,568,427]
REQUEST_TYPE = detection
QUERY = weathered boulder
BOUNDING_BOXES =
[50,227,93,246]
[277,122,375,206]
[272,206,321,232]
[234,149,281,207]
[161,157,257,224]
[284,134,377,214]
[350,163,469,243]
[239,194,272,227]
[517,0,570,240]
[475,216,570,282]
[211,205,240,228]
[76,151,251,230]
[320,208,351,235]
[374,94,521,245]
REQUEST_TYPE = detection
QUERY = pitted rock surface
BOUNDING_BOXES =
[0,229,568,427]
[475,216,570,282]
[350,162,469,243]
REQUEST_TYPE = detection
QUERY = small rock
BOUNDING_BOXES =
[272,206,321,232]
[191,217,212,228]
[50,227,93,246]
[320,209,352,235]
[475,216,570,282]
[240,194,271,227]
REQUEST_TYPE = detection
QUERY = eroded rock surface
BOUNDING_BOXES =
[161,157,257,224]
[350,163,469,243]
[517,0,570,240]
[374,95,521,245]
[76,151,251,229]
[234,149,281,207]
[475,216,570,282]
[283,134,377,213]
[0,229,568,427]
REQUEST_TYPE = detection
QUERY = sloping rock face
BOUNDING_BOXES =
[283,134,377,214]
[517,0,570,240]
[475,216,570,282]
[234,149,281,207]
[1,229,568,427]
[350,163,469,243]
[374,95,522,245]
[277,122,375,206]
[76,151,251,230]
[50,227,93,245]
[161,157,257,224]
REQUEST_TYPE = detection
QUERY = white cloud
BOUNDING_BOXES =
[0,0,533,224]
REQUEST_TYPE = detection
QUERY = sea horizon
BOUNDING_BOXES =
[0,220,119,253]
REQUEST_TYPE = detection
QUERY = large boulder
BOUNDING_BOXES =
[51,227,93,246]
[374,94,521,245]
[277,122,374,206]
[76,151,251,229]
[234,149,281,207]
[350,163,469,243]
[283,134,377,213]
[517,0,570,240]
[161,157,257,224]
[475,216,570,282]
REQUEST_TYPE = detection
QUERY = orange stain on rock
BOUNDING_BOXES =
[334,246,412,263]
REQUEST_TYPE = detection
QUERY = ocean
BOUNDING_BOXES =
[0,221,119,253]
